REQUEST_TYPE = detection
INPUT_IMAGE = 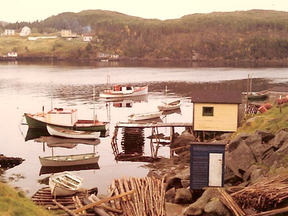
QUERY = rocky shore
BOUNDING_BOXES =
[146,124,288,216]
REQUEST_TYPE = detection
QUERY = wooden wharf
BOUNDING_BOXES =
[111,121,193,161]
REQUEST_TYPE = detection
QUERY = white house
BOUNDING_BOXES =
[4,29,15,35]
[20,26,31,36]
[83,34,93,42]
[61,30,77,38]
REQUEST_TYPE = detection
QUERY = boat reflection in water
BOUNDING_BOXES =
[24,128,50,141]
[39,163,100,175]
[33,135,101,176]
[100,94,148,108]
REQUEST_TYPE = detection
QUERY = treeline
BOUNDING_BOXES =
[3,9,288,61]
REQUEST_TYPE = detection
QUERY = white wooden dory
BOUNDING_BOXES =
[47,125,100,139]
[49,171,83,196]
[128,110,163,121]
[39,152,100,167]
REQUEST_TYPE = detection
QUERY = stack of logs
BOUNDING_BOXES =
[121,127,145,155]
[231,173,288,211]
[107,176,166,216]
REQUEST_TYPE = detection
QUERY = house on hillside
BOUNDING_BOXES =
[83,34,93,42]
[191,89,242,140]
[61,30,77,38]
[20,26,31,36]
[4,29,15,35]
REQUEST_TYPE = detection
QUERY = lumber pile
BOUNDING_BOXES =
[231,173,288,211]
[107,176,166,216]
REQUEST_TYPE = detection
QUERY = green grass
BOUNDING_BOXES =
[236,103,288,136]
[0,36,88,59]
[0,182,55,216]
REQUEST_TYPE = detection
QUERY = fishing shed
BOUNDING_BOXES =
[191,90,242,140]
[190,142,225,189]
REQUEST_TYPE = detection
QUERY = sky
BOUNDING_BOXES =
[2,0,288,23]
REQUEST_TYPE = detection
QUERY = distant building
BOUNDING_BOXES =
[110,54,119,60]
[83,34,93,42]
[98,53,111,60]
[20,26,31,36]
[7,51,17,57]
[4,29,15,35]
[61,30,77,38]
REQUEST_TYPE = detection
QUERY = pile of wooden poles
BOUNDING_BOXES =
[107,176,166,216]
[231,173,288,211]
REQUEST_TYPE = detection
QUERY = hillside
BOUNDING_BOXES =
[0,181,54,216]
[2,9,288,61]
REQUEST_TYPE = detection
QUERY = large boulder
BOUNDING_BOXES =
[175,167,190,181]
[262,131,288,167]
[171,130,196,153]
[272,129,288,149]
[183,188,222,215]
[204,197,231,216]
[245,133,272,164]
[226,141,256,178]
[175,188,192,204]
[166,188,176,203]
[227,132,250,153]
[254,130,275,144]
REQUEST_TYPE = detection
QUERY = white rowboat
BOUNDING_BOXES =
[128,111,163,121]
[47,125,100,139]
[158,99,182,111]
[49,171,83,196]
[39,152,100,167]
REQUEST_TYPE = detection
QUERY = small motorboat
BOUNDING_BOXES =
[49,171,83,196]
[47,125,100,139]
[158,99,182,111]
[128,111,163,121]
[24,107,108,132]
[247,90,269,100]
[100,85,148,99]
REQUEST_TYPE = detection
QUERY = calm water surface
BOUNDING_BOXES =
[0,61,287,197]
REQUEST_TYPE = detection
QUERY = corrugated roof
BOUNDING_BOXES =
[191,90,242,104]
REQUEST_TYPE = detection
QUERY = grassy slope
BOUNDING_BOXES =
[0,181,56,216]
[0,35,88,59]
[237,103,288,135]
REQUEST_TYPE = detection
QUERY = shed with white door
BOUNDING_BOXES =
[190,142,225,189]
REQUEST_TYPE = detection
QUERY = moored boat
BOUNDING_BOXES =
[247,90,269,100]
[100,85,148,99]
[47,125,100,139]
[128,110,163,121]
[39,152,100,167]
[158,99,182,111]
[49,171,83,196]
[24,107,109,133]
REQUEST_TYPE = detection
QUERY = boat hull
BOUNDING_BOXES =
[100,86,148,99]
[128,111,163,121]
[158,100,182,111]
[39,153,100,167]
[47,125,100,139]
[49,172,83,196]
[24,113,108,132]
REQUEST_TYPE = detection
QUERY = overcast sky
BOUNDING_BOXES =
[2,0,288,23]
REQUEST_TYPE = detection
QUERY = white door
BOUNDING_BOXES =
[209,153,223,187]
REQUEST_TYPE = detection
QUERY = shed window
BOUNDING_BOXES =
[203,107,214,116]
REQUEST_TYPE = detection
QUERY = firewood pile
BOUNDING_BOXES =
[231,173,288,211]
[121,127,145,154]
[107,176,166,216]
